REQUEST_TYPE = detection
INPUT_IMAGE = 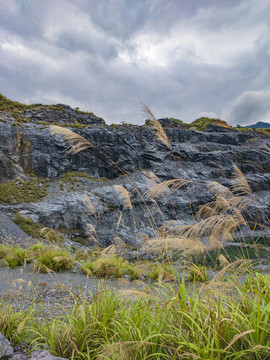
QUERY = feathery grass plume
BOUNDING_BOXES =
[208,235,223,249]
[116,212,123,230]
[86,223,96,234]
[211,259,254,283]
[50,125,94,154]
[232,165,253,196]
[141,103,170,147]
[113,185,132,209]
[141,170,160,184]
[142,236,205,256]
[218,254,230,267]
[40,227,59,242]
[82,194,96,217]
[86,223,98,244]
[113,235,126,245]
[146,178,195,199]
[182,214,247,244]
[150,199,162,215]
[113,236,127,253]
[140,233,149,243]
[100,245,117,256]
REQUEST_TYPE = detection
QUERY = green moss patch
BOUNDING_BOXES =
[57,171,107,191]
[13,213,64,243]
[0,178,49,204]
[190,117,231,131]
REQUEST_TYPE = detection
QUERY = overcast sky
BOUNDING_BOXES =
[0,0,270,126]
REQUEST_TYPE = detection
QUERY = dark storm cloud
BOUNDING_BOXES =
[0,0,269,125]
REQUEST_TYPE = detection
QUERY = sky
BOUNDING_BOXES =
[0,0,270,126]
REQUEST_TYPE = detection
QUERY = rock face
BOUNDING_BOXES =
[0,331,67,360]
[0,105,270,248]
[0,212,32,245]
[0,332,13,358]
[22,103,105,127]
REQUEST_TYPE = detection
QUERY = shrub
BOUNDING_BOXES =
[81,255,139,279]
[0,245,26,268]
[35,246,74,272]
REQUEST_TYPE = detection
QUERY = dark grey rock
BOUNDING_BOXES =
[28,350,67,360]
[0,332,14,358]
[0,106,270,248]
[0,212,32,245]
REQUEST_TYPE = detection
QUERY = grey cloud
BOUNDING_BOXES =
[0,0,270,125]
[221,90,270,126]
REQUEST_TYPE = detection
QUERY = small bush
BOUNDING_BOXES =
[0,245,26,268]
[82,255,139,279]
[35,246,74,272]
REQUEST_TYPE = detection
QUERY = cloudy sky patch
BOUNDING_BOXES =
[0,0,269,125]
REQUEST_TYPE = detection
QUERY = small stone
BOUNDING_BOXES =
[29,350,67,360]
[0,331,14,357]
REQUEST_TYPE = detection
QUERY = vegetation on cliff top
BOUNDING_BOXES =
[0,94,96,124]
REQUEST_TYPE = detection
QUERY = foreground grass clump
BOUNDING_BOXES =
[81,255,139,279]
[0,270,269,359]
[0,304,28,343]
[32,245,74,272]
[0,178,48,204]
[0,244,73,272]
[0,245,26,268]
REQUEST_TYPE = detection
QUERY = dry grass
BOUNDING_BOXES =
[141,103,170,147]
[145,178,195,199]
[143,165,255,262]
[113,185,132,209]
[50,125,94,154]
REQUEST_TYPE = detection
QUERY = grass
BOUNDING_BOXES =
[81,255,139,279]
[0,270,269,359]
[188,264,209,282]
[145,116,231,131]
[0,94,97,124]
[34,245,74,272]
[58,171,107,190]
[0,244,73,272]
[0,177,49,204]
[0,245,27,268]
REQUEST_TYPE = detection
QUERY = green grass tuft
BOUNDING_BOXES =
[0,178,48,204]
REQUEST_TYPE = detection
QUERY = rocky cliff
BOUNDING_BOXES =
[0,96,270,250]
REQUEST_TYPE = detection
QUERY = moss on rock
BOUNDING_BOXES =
[0,178,49,204]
